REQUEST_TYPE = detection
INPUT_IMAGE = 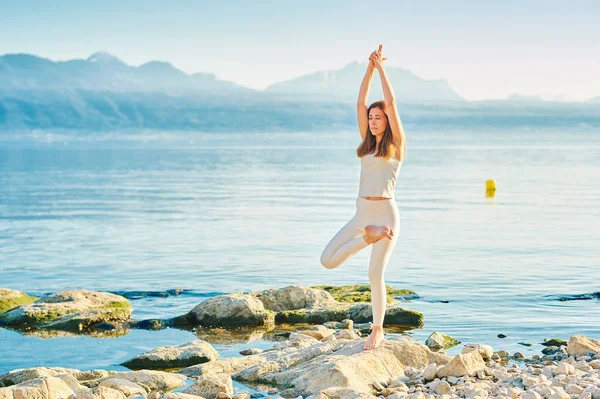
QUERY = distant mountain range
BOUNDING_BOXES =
[0,52,467,103]
[0,52,250,96]
[0,52,598,131]
[264,61,465,104]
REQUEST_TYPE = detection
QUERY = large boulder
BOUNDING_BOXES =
[348,303,424,327]
[97,370,186,392]
[437,350,486,378]
[180,340,344,378]
[0,288,37,314]
[179,293,275,327]
[0,366,87,387]
[233,339,450,397]
[174,285,423,329]
[254,285,336,311]
[122,340,219,370]
[0,376,77,398]
[0,290,132,331]
[567,335,600,355]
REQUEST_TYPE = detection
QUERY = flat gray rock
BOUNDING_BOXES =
[122,340,219,369]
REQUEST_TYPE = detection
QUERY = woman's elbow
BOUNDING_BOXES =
[385,99,397,107]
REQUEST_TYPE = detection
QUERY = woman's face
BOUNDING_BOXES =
[369,107,387,136]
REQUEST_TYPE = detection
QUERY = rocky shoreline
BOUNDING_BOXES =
[0,330,598,399]
[0,285,422,334]
[1,286,599,399]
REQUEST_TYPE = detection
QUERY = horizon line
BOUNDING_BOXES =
[0,50,597,103]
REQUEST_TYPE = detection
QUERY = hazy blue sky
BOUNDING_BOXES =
[1,0,598,100]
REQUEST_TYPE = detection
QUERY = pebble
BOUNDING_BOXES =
[337,319,353,329]
[240,348,264,356]
[554,363,576,376]
[433,381,452,395]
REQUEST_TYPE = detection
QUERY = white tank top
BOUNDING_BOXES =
[358,153,402,198]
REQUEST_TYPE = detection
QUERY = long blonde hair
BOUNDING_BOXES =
[356,101,395,160]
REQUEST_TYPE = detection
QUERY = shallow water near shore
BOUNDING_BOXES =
[1,127,599,374]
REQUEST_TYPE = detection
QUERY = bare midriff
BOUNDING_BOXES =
[361,196,392,201]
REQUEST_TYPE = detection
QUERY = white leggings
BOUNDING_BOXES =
[320,197,400,327]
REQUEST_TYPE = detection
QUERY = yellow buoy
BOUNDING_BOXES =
[485,179,496,197]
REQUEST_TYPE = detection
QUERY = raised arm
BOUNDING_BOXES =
[357,61,375,141]
[371,45,406,160]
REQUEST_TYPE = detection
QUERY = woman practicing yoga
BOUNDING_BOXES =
[320,44,406,351]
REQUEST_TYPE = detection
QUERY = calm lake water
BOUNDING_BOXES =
[1,126,599,374]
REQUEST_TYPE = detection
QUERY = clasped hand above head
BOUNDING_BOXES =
[369,44,388,71]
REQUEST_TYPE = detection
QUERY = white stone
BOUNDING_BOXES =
[438,351,486,378]
[334,329,360,340]
[554,363,576,376]
[567,336,600,356]
[183,373,233,397]
[549,390,570,399]
[98,378,146,397]
[522,392,542,399]
[506,387,522,398]
[566,385,584,394]
[423,364,438,382]
[523,377,540,387]
[462,344,494,360]
[433,381,452,395]
[387,393,408,399]
[588,360,600,370]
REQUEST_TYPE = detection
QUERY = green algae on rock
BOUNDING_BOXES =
[0,289,38,315]
[175,285,424,329]
[348,303,424,327]
[0,290,132,332]
[275,304,351,324]
[311,284,417,304]
[542,338,568,347]
[425,331,461,351]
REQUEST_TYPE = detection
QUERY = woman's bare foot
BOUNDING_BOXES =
[364,326,385,350]
[364,225,394,244]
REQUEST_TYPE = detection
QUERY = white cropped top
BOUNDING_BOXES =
[358,153,402,198]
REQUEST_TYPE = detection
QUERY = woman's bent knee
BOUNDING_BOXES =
[320,252,337,269]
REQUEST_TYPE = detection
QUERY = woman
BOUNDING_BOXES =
[320,44,406,351]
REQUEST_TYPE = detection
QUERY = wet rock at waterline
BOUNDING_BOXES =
[121,340,219,370]
[176,293,276,328]
[173,285,424,329]
[311,284,418,304]
[567,334,600,355]
[0,290,131,332]
[254,285,337,311]
[3,334,600,399]
[0,369,186,398]
[233,339,450,397]
[425,331,461,351]
[0,288,38,314]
